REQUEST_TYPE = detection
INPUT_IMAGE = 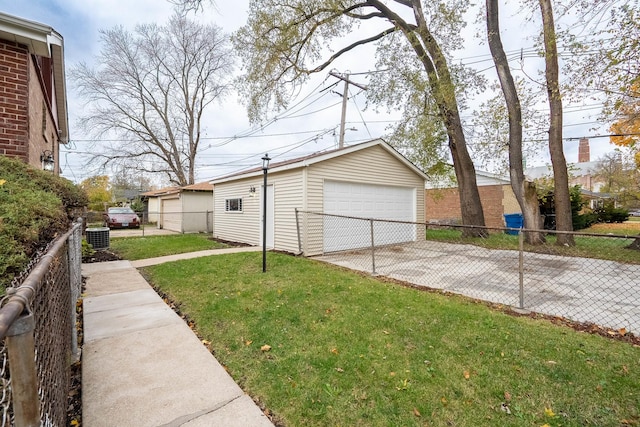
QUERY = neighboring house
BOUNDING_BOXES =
[425,170,521,229]
[149,183,214,233]
[426,139,607,227]
[0,12,68,174]
[525,138,608,208]
[211,139,427,256]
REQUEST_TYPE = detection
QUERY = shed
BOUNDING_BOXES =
[211,139,427,255]
[152,183,214,233]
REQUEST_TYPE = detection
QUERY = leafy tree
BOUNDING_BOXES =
[610,82,640,167]
[71,13,233,186]
[232,0,487,235]
[79,175,112,212]
[485,0,544,244]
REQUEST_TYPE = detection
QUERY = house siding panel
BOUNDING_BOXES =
[182,191,214,233]
[271,170,305,253]
[214,178,262,245]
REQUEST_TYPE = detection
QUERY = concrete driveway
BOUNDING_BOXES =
[315,240,640,334]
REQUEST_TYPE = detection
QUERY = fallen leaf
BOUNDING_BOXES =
[544,407,555,417]
[619,328,627,335]
[390,371,396,376]
[621,365,629,374]
[504,391,511,401]
[245,340,253,346]
[261,344,272,352]
[383,330,390,335]
[201,339,211,346]
[463,370,470,379]
[413,407,421,417]
[331,347,339,354]
[335,367,344,373]
[70,420,79,426]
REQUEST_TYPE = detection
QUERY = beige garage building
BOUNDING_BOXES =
[211,139,427,256]
[151,183,214,233]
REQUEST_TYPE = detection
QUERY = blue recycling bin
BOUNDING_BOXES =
[503,213,523,235]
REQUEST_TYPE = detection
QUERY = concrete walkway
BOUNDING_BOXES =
[81,246,272,427]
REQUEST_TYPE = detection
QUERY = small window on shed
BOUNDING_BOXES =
[225,198,243,212]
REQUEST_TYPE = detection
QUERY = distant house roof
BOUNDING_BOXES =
[211,139,428,184]
[140,186,180,197]
[424,165,510,189]
[0,12,68,143]
[525,161,600,180]
[182,182,213,192]
[141,182,213,197]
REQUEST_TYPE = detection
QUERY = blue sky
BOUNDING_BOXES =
[0,1,616,185]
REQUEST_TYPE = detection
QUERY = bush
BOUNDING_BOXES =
[0,156,88,287]
[595,203,630,223]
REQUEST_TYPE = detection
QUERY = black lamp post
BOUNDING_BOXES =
[262,153,271,272]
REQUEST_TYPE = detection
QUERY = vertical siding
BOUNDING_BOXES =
[182,191,214,233]
[147,197,159,223]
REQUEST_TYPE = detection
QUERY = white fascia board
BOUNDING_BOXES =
[0,12,52,57]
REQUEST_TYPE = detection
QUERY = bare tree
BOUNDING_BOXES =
[538,0,574,246]
[71,14,233,186]
[486,0,544,244]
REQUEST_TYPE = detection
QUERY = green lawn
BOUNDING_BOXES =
[109,234,227,260]
[142,252,640,427]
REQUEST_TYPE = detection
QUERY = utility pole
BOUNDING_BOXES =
[329,71,367,148]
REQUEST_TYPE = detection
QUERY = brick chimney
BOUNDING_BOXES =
[578,138,590,163]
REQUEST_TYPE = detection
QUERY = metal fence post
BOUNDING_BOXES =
[6,312,40,427]
[370,218,377,275]
[295,208,303,255]
[68,220,82,361]
[518,228,525,309]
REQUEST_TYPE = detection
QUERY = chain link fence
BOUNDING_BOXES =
[298,211,640,335]
[0,219,82,426]
[87,210,213,234]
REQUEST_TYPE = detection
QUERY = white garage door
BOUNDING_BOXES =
[161,198,182,232]
[323,181,417,252]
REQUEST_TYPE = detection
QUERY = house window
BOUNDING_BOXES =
[225,198,243,212]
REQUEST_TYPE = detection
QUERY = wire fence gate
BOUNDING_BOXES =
[0,219,83,426]
[296,210,640,335]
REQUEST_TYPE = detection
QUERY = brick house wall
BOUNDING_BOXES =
[426,184,521,229]
[0,13,66,175]
[27,52,60,172]
[0,40,29,162]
